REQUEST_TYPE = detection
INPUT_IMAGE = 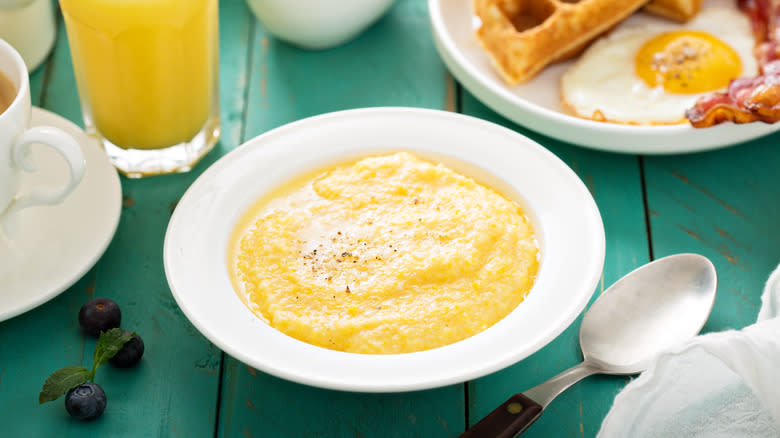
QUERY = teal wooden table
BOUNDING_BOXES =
[2,1,779,436]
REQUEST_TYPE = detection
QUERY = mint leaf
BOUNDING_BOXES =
[93,328,136,373]
[39,366,90,404]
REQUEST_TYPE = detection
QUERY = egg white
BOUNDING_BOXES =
[560,8,758,125]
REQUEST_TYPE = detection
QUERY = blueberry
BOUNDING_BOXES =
[65,382,106,421]
[78,298,121,337]
[109,331,145,368]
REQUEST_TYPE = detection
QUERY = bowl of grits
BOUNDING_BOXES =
[163,107,605,392]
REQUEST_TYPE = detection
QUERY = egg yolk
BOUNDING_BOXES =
[635,31,742,94]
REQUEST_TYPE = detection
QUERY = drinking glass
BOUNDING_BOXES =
[59,0,220,177]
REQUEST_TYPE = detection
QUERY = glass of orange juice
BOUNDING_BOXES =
[58,0,220,177]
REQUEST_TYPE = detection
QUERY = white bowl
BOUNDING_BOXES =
[163,107,605,392]
[246,0,396,49]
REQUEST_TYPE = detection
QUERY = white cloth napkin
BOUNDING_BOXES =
[598,262,780,437]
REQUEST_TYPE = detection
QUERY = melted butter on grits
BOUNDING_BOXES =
[229,152,539,354]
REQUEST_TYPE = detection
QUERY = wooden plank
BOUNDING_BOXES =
[217,1,464,437]
[220,363,464,438]
[0,2,250,436]
[65,2,252,436]
[0,16,96,437]
[28,55,47,103]
[460,93,651,438]
[242,0,450,138]
[644,137,780,332]
[0,34,77,431]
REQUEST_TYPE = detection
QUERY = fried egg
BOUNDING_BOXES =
[560,8,757,125]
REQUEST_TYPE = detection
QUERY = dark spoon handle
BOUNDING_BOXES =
[459,393,543,438]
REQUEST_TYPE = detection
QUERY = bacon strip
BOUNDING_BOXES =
[685,0,780,127]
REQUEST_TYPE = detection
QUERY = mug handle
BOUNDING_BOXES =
[5,125,86,215]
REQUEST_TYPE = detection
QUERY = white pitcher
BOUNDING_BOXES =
[0,0,56,71]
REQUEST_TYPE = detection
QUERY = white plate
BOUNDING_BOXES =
[164,107,605,392]
[0,107,122,321]
[429,0,780,154]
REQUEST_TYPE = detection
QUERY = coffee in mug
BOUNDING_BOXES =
[0,70,14,114]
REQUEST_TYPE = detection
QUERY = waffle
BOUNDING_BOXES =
[644,0,703,22]
[474,0,647,85]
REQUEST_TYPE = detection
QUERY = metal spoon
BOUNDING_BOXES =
[460,253,718,438]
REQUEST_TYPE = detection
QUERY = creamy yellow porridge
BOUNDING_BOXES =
[228,152,539,354]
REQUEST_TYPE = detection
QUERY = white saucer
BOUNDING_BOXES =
[0,107,121,322]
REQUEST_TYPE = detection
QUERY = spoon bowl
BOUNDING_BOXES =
[461,253,718,437]
[580,253,718,373]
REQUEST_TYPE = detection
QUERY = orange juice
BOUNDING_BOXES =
[59,0,219,150]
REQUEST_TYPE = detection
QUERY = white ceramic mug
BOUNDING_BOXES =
[0,38,85,229]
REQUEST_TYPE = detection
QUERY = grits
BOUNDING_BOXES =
[229,152,539,354]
